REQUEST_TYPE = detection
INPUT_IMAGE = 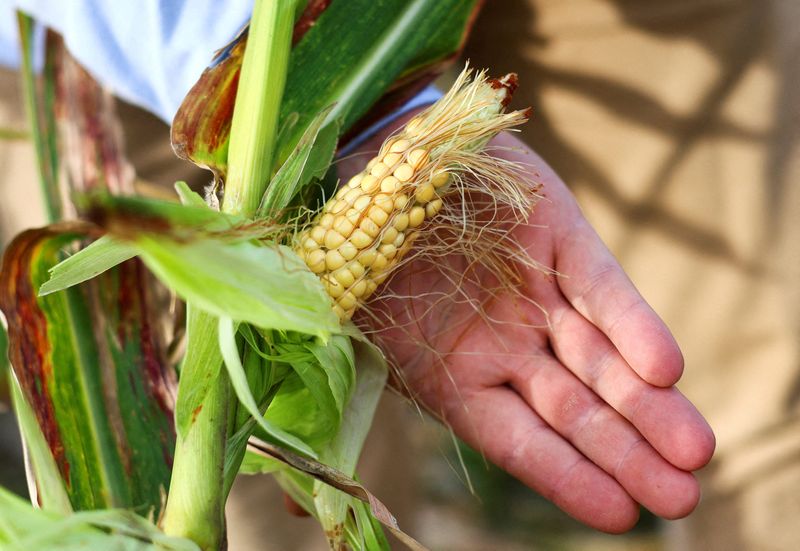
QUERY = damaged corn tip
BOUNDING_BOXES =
[295,66,529,321]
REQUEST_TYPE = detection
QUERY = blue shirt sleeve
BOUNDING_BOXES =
[1,0,443,128]
[2,0,253,122]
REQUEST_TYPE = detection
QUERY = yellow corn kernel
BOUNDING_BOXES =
[325,250,346,271]
[383,152,402,167]
[348,261,365,278]
[338,290,357,311]
[389,139,410,153]
[394,163,414,182]
[408,206,425,228]
[324,229,346,249]
[360,217,380,237]
[360,174,380,193]
[414,183,436,204]
[353,195,371,212]
[372,271,389,286]
[393,213,409,231]
[306,249,326,273]
[310,226,326,244]
[372,252,388,271]
[322,275,344,298]
[320,213,335,229]
[358,249,377,267]
[426,199,444,218]
[374,193,394,213]
[380,176,401,193]
[343,187,361,204]
[332,215,355,236]
[368,206,389,226]
[381,227,398,244]
[350,279,368,298]
[339,241,358,261]
[345,208,361,225]
[394,195,409,211]
[349,229,372,249]
[332,267,355,288]
[329,199,348,214]
[378,243,397,260]
[332,304,346,320]
[407,148,429,169]
[431,170,450,188]
[370,162,390,178]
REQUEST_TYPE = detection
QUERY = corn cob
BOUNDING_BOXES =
[295,67,532,321]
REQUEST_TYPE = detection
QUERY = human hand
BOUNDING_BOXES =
[346,129,715,533]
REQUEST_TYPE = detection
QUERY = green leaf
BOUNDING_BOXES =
[9,374,72,514]
[257,104,338,218]
[136,237,337,338]
[284,355,339,432]
[41,186,226,301]
[275,0,480,165]
[0,486,200,551]
[171,0,481,178]
[238,450,284,475]
[218,317,316,457]
[38,236,137,296]
[302,335,356,415]
[260,372,332,450]
[273,111,300,163]
[174,181,209,209]
[348,499,391,551]
[78,194,338,337]
[300,120,339,186]
[17,13,62,222]
[0,225,175,515]
[81,193,245,236]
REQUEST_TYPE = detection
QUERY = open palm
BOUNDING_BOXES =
[349,130,715,533]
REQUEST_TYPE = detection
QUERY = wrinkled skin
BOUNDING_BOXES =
[336,115,715,533]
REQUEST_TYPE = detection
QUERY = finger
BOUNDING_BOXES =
[489,133,682,388]
[553,215,684,388]
[447,386,640,533]
[505,352,700,519]
[547,300,715,471]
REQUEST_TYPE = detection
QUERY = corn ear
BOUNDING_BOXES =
[295,66,533,321]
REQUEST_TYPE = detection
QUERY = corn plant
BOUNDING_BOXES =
[0,1,539,550]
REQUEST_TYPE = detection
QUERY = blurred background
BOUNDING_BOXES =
[2,0,799,550]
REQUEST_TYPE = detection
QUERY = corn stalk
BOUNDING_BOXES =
[161,1,297,548]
